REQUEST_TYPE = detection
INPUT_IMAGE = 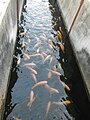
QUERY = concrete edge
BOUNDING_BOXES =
[0,0,25,119]
[57,0,90,101]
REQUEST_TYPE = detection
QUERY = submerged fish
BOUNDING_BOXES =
[27,67,37,75]
[61,100,72,105]
[58,16,61,21]
[22,62,36,67]
[20,32,25,36]
[44,84,59,94]
[12,116,21,120]
[34,42,41,49]
[49,56,53,64]
[28,38,30,43]
[42,52,48,57]
[53,100,72,106]
[27,90,35,107]
[59,27,63,33]
[43,55,51,63]
[21,40,25,48]
[52,101,62,105]
[36,47,40,53]
[51,41,57,46]
[35,36,40,41]
[32,73,37,83]
[47,68,61,76]
[53,22,57,28]
[60,43,64,53]
[57,31,62,40]
[60,80,70,91]
[29,53,44,61]
[47,71,52,78]
[42,33,47,38]
[48,44,53,49]
[46,101,51,115]
[17,56,21,65]
[40,35,47,41]
[23,52,30,60]
[32,81,48,89]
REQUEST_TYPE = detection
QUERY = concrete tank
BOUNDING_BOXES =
[0,0,24,119]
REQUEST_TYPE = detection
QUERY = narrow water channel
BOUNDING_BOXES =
[3,0,90,120]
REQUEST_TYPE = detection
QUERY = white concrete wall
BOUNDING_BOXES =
[57,0,90,99]
[0,0,24,119]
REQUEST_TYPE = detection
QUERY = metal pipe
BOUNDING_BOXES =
[69,0,84,34]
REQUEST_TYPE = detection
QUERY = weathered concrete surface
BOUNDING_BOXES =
[0,0,24,119]
[17,0,25,22]
[57,0,90,99]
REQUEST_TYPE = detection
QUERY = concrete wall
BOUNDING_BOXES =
[0,0,24,119]
[57,0,90,99]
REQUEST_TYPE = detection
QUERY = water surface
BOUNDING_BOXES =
[4,0,80,120]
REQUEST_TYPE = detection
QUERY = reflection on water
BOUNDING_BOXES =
[4,0,81,120]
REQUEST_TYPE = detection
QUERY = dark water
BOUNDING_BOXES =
[4,0,90,120]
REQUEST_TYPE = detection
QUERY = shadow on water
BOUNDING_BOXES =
[3,0,90,120]
[3,31,23,119]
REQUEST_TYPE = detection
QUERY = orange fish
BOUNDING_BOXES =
[61,100,72,105]
[27,90,35,107]
[17,56,21,65]
[60,81,70,91]
[22,62,36,67]
[27,67,37,75]
[23,52,30,60]
[42,52,48,57]
[58,16,61,21]
[57,31,62,40]
[53,22,57,28]
[49,57,53,64]
[21,40,25,48]
[48,44,53,49]
[32,81,48,89]
[43,55,51,63]
[46,101,51,115]
[20,32,25,36]
[53,100,72,106]
[59,27,63,33]
[44,84,59,94]
[32,73,37,83]
[52,20,55,24]
[34,42,41,49]
[29,53,44,61]
[48,71,52,78]
[51,41,57,46]
[52,101,62,105]
[60,43,64,53]
[47,68,61,76]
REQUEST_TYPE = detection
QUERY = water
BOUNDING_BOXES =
[3,0,89,120]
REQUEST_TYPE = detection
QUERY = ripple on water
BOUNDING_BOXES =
[5,0,79,120]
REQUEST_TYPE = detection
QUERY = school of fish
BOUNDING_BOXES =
[14,8,72,119]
